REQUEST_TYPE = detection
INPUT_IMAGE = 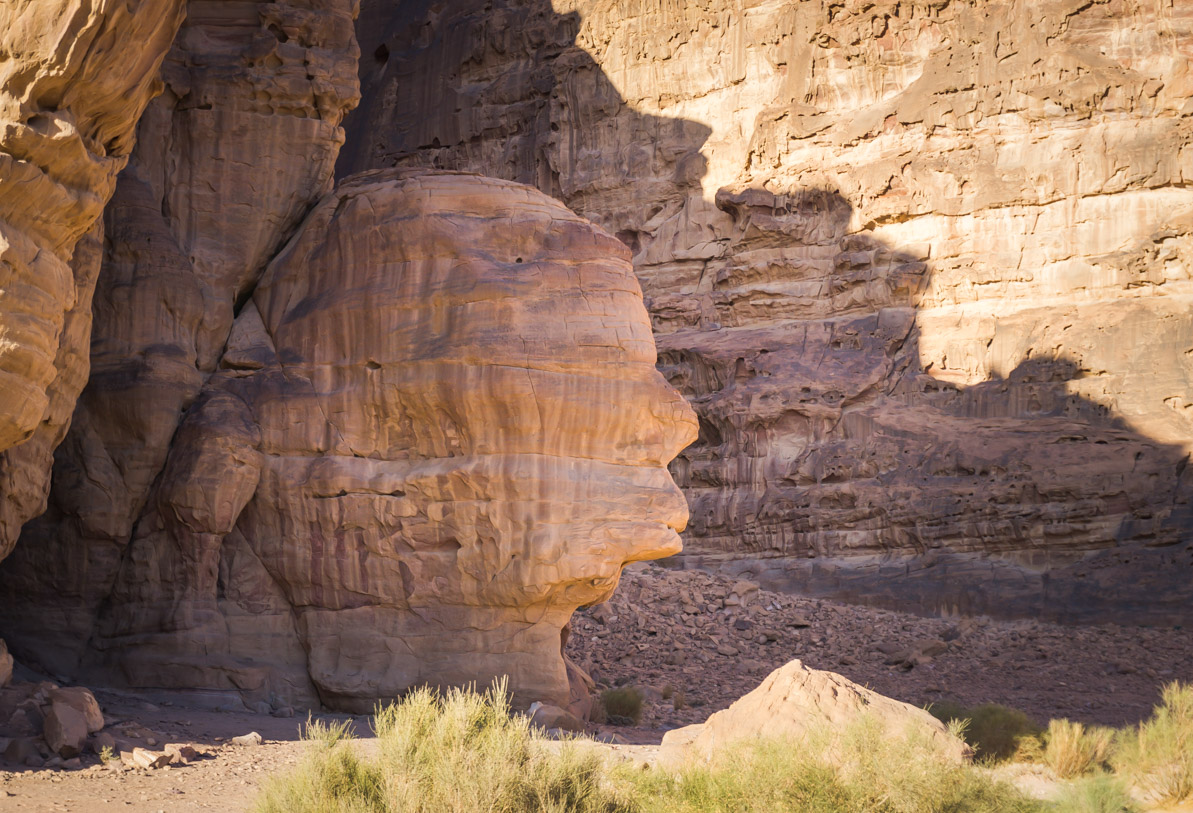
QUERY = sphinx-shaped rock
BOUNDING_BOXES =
[0,0,361,674]
[92,171,697,711]
[0,0,185,556]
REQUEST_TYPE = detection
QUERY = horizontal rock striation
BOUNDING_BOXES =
[342,0,1193,619]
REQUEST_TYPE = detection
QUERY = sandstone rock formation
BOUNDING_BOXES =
[660,658,969,764]
[0,0,185,556]
[341,0,1193,619]
[91,170,695,711]
[0,0,362,674]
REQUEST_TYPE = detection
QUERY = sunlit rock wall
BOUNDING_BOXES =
[0,0,185,557]
[0,0,362,674]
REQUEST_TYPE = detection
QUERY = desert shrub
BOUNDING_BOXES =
[257,683,1043,813]
[927,701,1042,762]
[600,687,643,726]
[256,681,632,813]
[620,716,1042,813]
[1112,681,1193,804]
[1044,719,1114,779]
[672,690,686,712]
[1050,775,1138,813]
[257,716,385,813]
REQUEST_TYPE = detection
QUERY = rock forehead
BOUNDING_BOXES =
[96,170,697,713]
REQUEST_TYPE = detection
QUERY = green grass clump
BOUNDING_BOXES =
[1044,719,1114,779]
[1050,774,1139,813]
[927,701,1042,762]
[600,687,643,726]
[256,683,1041,813]
[1112,681,1193,804]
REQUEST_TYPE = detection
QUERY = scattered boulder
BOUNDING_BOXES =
[4,736,42,766]
[230,731,263,747]
[0,640,11,687]
[659,659,969,765]
[43,701,88,758]
[528,702,585,733]
[48,687,104,733]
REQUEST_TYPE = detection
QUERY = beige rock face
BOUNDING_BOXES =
[341,0,1193,619]
[0,0,362,673]
[659,659,969,764]
[90,170,695,711]
[0,0,185,556]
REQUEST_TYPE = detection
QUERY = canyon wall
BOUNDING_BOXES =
[340,0,1193,620]
[0,0,185,558]
[0,0,362,678]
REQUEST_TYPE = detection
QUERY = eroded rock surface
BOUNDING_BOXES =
[0,0,185,556]
[92,170,696,711]
[341,0,1193,618]
[0,0,362,674]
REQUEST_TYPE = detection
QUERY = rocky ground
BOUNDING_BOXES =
[569,563,1193,742]
[1,562,1190,811]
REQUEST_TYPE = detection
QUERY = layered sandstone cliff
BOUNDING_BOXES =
[0,0,362,675]
[341,0,1193,619]
[0,0,185,557]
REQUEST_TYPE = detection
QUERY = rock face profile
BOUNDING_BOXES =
[659,659,969,764]
[341,0,1193,620]
[0,0,185,556]
[93,170,696,711]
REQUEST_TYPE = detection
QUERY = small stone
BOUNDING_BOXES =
[164,743,198,764]
[230,731,264,747]
[131,748,171,769]
[271,706,295,718]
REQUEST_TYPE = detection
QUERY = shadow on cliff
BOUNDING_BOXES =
[676,185,1193,623]
[337,0,711,215]
[335,0,1192,625]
